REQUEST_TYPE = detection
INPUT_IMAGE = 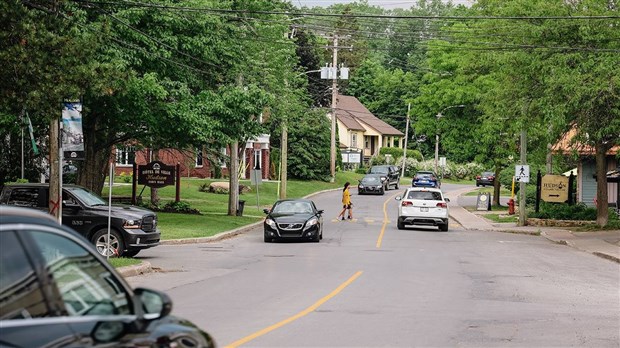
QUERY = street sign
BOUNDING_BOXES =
[439,157,446,167]
[515,165,530,183]
[541,174,569,202]
[250,169,262,185]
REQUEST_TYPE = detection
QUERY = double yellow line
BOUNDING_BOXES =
[226,192,399,347]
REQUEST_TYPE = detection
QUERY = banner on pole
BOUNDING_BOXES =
[62,102,85,160]
[25,111,39,155]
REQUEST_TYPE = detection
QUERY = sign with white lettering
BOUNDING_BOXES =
[541,174,569,203]
[138,161,175,188]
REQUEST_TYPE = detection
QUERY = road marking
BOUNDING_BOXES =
[225,271,363,348]
[376,192,401,248]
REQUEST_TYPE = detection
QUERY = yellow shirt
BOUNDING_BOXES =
[342,188,351,205]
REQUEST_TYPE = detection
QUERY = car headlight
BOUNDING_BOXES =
[358,185,364,189]
[265,218,277,228]
[123,219,141,229]
[304,217,318,230]
[380,176,387,182]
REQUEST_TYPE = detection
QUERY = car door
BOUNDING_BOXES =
[0,230,80,347]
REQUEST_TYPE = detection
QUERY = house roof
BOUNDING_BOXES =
[335,95,404,136]
[552,125,619,155]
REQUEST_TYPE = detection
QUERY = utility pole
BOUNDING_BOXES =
[329,35,338,183]
[49,118,60,220]
[280,121,287,199]
[401,103,410,180]
[518,128,527,226]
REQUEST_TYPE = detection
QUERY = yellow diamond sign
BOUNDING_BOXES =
[541,175,569,203]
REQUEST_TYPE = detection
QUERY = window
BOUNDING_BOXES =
[7,188,41,208]
[196,148,203,168]
[254,150,261,170]
[29,231,131,316]
[0,232,48,320]
[351,133,357,148]
[364,136,370,149]
[115,146,135,167]
[219,148,227,168]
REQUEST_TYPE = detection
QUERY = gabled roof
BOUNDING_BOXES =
[552,124,619,155]
[335,95,404,136]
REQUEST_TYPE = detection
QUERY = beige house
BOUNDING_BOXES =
[334,95,404,163]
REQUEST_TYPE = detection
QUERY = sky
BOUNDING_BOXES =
[294,0,475,9]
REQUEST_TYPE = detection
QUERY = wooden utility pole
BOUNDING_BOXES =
[49,119,61,220]
[228,141,239,216]
[280,122,287,199]
[401,103,411,180]
[329,35,339,183]
[518,128,527,226]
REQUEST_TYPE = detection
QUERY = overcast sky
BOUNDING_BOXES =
[294,0,474,9]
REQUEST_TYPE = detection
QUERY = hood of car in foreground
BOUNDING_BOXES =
[88,205,156,219]
[268,213,316,222]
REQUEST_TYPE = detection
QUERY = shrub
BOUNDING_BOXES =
[355,166,368,174]
[161,200,201,214]
[530,202,596,221]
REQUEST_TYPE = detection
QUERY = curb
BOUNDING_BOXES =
[118,261,153,278]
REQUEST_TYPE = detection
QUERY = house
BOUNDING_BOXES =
[334,95,404,165]
[552,125,619,207]
[114,134,271,181]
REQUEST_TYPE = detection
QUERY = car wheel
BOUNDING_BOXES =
[397,219,405,230]
[92,229,124,257]
[312,231,320,242]
[476,183,480,187]
[439,224,449,232]
[264,233,272,243]
[123,249,141,258]
[380,188,385,195]
[395,182,399,189]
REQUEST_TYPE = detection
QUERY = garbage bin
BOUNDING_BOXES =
[237,200,245,216]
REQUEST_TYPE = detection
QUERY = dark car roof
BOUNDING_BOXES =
[274,198,313,203]
[0,206,84,240]
[4,183,83,189]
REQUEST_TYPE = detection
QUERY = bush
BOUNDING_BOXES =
[160,200,201,214]
[530,202,596,221]
[117,172,132,183]
[355,166,368,174]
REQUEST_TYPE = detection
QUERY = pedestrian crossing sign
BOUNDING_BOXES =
[515,165,530,183]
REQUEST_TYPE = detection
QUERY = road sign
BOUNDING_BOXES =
[439,157,446,167]
[515,165,530,183]
[541,174,569,202]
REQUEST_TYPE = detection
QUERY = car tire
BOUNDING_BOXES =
[264,233,272,243]
[92,229,124,257]
[123,249,141,258]
[397,219,405,230]
[439,224,449,232]
[395,181,399,189]
[476,183,480,187]
[312,231,320,242]
[380,188,385,195]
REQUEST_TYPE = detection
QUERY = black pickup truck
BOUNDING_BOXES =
[368,165,400,190]
[0,183,160,257]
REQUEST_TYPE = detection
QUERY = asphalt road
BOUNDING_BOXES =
[128,183,620,347]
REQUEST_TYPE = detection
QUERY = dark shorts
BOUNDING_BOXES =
[343,204,351,209]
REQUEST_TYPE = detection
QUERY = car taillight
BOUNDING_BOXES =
[436,202,447,208]
[402,201,413,207]
[476,175,481,179]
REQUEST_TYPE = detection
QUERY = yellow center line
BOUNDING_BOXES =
[376,191,402,249]
[225,271,364,348]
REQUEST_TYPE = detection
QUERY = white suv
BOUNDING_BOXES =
[395,187,450,231]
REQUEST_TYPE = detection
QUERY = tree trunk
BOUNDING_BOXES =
[493,164,501,206]
[77,111,112,195]
[49,118,60,219]
[595,142,609,226]
[151,149,160,206]
[228,142,239,216]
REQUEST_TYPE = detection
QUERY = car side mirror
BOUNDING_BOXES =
[445,198,450,202]
[317,209,324,215]
[63,201,81,210]
[263,208,270,214]
[134,287,172,321]
[395,196,402,201]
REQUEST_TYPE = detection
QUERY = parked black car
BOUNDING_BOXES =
[0,206,215,347]
[0,183,160,257]
[476,171,495,187]
[263,199,323,242]
[358,174,386,195]
[368,165,400,190]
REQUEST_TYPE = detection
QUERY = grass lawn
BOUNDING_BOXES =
[107,257,142,268]
[464,186,512,197]
[480,213,519,223]
[102,171,365,240]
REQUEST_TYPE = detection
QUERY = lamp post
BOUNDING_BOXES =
[434,105,465,174]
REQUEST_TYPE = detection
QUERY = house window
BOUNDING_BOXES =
[254,150,261,170]
[196,148,203,167]
[351,133,357,148]
[365,136,370,149]
[220,148,227,168]
[116,146,135,166]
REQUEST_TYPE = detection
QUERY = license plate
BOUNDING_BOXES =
[420,207,429,212]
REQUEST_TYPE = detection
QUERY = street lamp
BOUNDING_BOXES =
[434,105,465,174]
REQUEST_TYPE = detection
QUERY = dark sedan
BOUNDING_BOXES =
[263,199,323,242]
[476,171,495,187]
[358,174,386,195]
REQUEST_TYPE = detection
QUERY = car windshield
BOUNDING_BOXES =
[272,201,313,214]
[361,176,380,184]
[482,172,494,176]
[369,167,388,174]
[415,173,434,179]
[67,187,107,207]
[407,191,443,200]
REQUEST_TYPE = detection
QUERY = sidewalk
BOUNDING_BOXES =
[445,187,620,263]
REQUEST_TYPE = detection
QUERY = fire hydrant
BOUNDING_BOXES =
[507,198,515,215]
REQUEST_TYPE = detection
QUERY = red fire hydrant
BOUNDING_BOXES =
[507,198,515,215]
